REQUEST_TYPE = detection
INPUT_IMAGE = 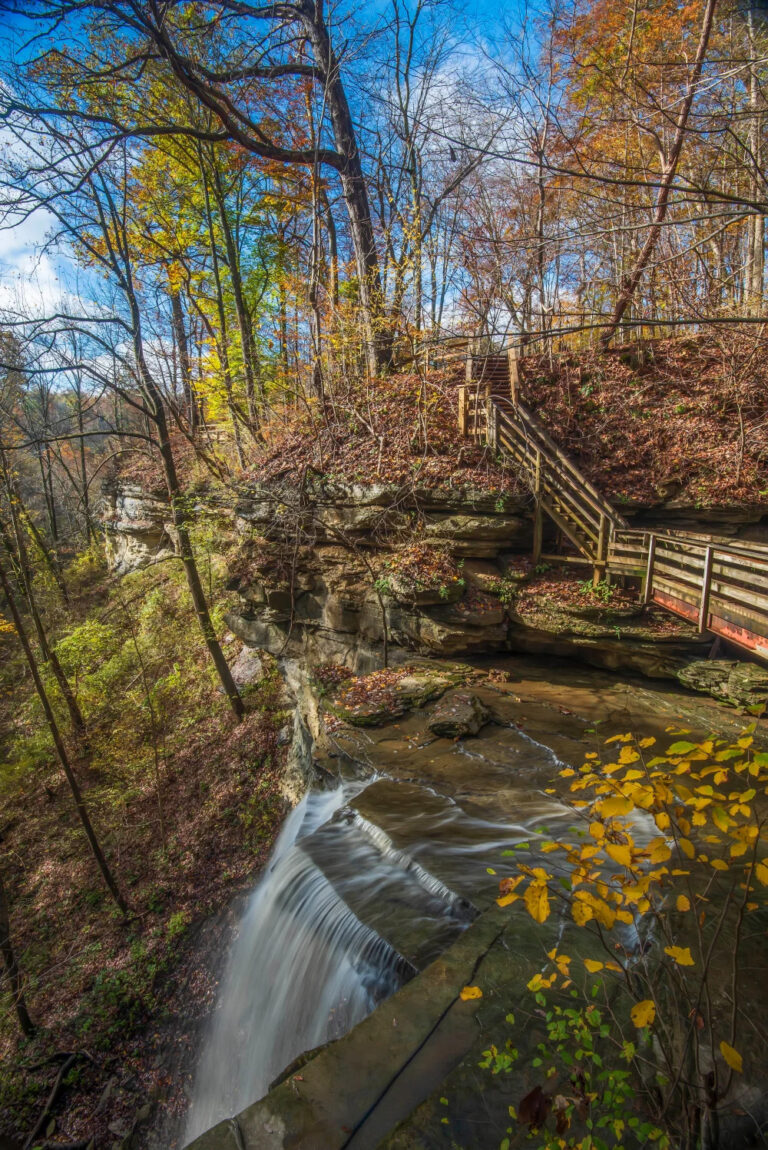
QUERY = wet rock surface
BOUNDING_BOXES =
[426,691,491,738]
[183,656,764,1150]
[677,658,768,708]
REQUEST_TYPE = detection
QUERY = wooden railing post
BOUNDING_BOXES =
[532,449,543,565]
[593,514,607,586]
[508,346,519,407]
[643,534,657,605]
[487,397,499,450]
[698,545,714,633]
[458,385,467,438]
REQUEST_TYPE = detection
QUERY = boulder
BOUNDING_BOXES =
[326,667,473,728]
[677,659,768,708]
[427,692,491,739]
[101,483,175,574]
[229,646,266,688]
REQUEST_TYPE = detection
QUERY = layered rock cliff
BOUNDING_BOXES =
[99,477,714,682]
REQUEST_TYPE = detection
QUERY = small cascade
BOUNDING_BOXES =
[184,703,588,1146]
[350,811,474,917]
[183,788,409,1144]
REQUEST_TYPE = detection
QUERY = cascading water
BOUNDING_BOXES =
[182,786,409,1143]
[183,699,586,1147]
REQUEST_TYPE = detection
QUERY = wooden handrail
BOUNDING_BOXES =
[493,400,624,538]
[456,357,768,660]
[616,528,768,569]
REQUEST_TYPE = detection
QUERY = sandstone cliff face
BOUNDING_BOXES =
[226,479,529,669]
[99,477,716,681]
[100,482,177,575]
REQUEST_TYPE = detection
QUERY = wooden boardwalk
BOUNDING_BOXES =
[458,352,768,662]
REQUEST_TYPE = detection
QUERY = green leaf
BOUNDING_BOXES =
[667,740,697,754]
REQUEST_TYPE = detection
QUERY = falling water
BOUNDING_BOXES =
[183,707,585,1146]
[183,787,408,1143]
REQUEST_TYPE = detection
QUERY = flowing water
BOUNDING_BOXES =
[182,662,732,1145]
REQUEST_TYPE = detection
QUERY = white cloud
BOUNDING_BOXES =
[0,207,63,317]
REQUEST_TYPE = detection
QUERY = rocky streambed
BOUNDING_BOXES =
[179,654,767,1150]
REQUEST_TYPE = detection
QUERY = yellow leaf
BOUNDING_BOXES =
[606,733,633,744]
[679,838,696,859]
[600,796,634,818]
[589,821,605,840]
[664,946,695,967]
[496,893,520,907]
[592,899,617,929]
[639,737,656,748]
[711,858,728,871]
[676,895,691,912]
[630,1000,656,1028]
[618,746,640,765]
[572,899,594,926]
[524,881,551,924]
[712,806,732,833]
[654,811,671,831]
[584,959,604,973]
[605,842,633,867]
[730,842,748,858]
[719,1041,743,1073]
[460,985,483,1001]
[648,838,672,863]
[755,861,768,886]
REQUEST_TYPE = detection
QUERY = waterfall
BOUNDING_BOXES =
[182,787,408,1143]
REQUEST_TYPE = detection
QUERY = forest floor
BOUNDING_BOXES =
[118,333,768,516]
[0,553,289,1149]
[519,333,768,508]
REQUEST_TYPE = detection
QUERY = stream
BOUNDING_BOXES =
[181,657,746,1147]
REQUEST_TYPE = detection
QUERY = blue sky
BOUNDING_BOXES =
[0,0,535,319]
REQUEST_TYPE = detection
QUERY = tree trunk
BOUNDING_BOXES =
[746,8,765,314]
[129,327,245,722]
[0,555,127,915]
[210,163,265,421]
[0,515,87,743]
[0,867,35,1038]
[170,287,199,432]
[599,0,718,348]
[300,1,386,374]
[198,156,247,467]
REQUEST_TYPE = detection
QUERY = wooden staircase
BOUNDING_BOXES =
[457,350,768,662]
[459,353,627,581]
